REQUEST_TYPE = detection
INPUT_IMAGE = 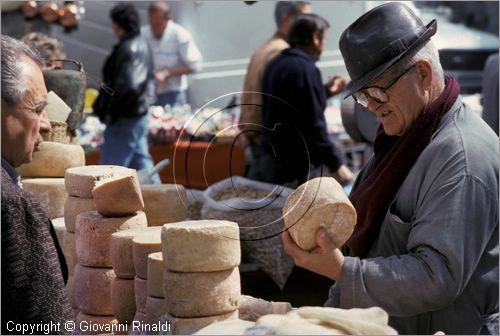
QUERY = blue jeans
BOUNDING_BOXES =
[156,90,187,107]
[100,114,161,184]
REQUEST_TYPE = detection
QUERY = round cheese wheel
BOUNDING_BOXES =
[76,312,118,335]
[132,230,162,280]
[134,276,148,314]
[110,227,161,279]
[161,310,238,335]
[22,178,68,218]
[163,267,240,318]
[66,274,77,308]
[52,217,65,246]
[73,264,115,315]
[140,184,188,226]
[282,177,357,250]
[147,252,164,298]
[64,196,96,233]
[65,165,133,198]
[16,142,85,178]
[92,172,144,217]
[161,220,240,272]
[145,296,167,325]
[111,277,136,324]
[76,211,147,267]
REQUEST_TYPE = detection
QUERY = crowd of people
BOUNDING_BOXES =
[1,1,498,335]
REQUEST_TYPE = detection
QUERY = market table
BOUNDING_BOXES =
[85,140,246,189]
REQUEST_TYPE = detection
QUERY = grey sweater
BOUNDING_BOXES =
[326,97,499,335]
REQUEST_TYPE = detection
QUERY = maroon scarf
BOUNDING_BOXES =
[347,75,460,258]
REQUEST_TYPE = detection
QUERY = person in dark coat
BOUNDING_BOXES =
[257,13,353,187]
[1,34,74,334]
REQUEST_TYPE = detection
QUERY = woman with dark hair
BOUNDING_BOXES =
[93,3,159,183]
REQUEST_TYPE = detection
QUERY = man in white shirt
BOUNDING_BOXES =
[141,1,203,107]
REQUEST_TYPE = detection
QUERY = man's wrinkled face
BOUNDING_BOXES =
[1,56,50,167]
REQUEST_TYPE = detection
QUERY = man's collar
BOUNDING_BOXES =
[1,157,21,187]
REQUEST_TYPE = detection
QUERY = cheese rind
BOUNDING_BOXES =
[147,252,165,298]
[132,231,162,280]
[110,227,161,279]
[134,276,148,314]
[161,310,238,335]
[145,296,167,325]
[65,165,133,198]
[163,267,241,317]
[140,184,188,226]
[161,220,240,272]
[16,142,85,178]
[62,231,77,275]
[283,177,357,251]
[92,172,144,217]
[76,211,147,267]
[111,277,136,324]
[64,196,96,233]
[22,178,68,218]
[73,264,115,315]
[66,275,77,308]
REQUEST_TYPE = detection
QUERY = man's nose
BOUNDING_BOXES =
[39,108,52,132]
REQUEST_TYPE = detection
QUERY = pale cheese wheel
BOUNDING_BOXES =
[110,227,161,279]
[111,277,136,324]
[145,296,167,325]
[65,165,134,198]
[161,220,240,273]
[163,267,241,318]
[140,184,188,226]
[147,252,164,298]
[134,276,148,314]
[64,195,96,233]
[62,231,77,275]
[16,142,85,178]
[73,264,115,315]
[193,318,253,335]
[76,211,147,267]
[66,274,77,308]
[76,312,118,335]
[283,177,357,251]
[161,310,238,335]
[52,217,65,246]
[92,172,144,217]
[132,230,162,279]
[22,178,68,218]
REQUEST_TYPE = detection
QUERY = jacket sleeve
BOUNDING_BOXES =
[332,173,498,316]
[177,30,203,73]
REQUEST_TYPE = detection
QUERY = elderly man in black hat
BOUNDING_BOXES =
[282,2,499,334]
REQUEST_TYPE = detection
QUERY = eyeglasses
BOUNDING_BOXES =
[353,64,416,108]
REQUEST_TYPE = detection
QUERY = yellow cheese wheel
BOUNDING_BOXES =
[64,195,96,233]
[140,184,188,226]
[92,172,144,217]
[76,211,147,267]
[163,267,241,318]
[161,220,240,272]
[283,177,357,250]
[111,277,136,324]
[65,165,133,198]
[73,264,115,315]
[22,178,67,218]
[17,142,85,178]
[110,227,162,279]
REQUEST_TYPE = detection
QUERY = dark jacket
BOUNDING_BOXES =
[1,168,74,334]
[93,32,156,125]
[260,47,343,185]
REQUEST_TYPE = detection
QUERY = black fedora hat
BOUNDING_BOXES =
[339,2,437,98]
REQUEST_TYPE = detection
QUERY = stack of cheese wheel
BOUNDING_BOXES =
[68,166,147,335]
[131,229,163,326]
[159,220,241,335]
[140,184,188,226]
[62,165,132,317]
[110,227,161,330]
[17,142,85,219]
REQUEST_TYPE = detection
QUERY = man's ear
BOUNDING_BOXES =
[312,32,321,48]
[416,60,433,91]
